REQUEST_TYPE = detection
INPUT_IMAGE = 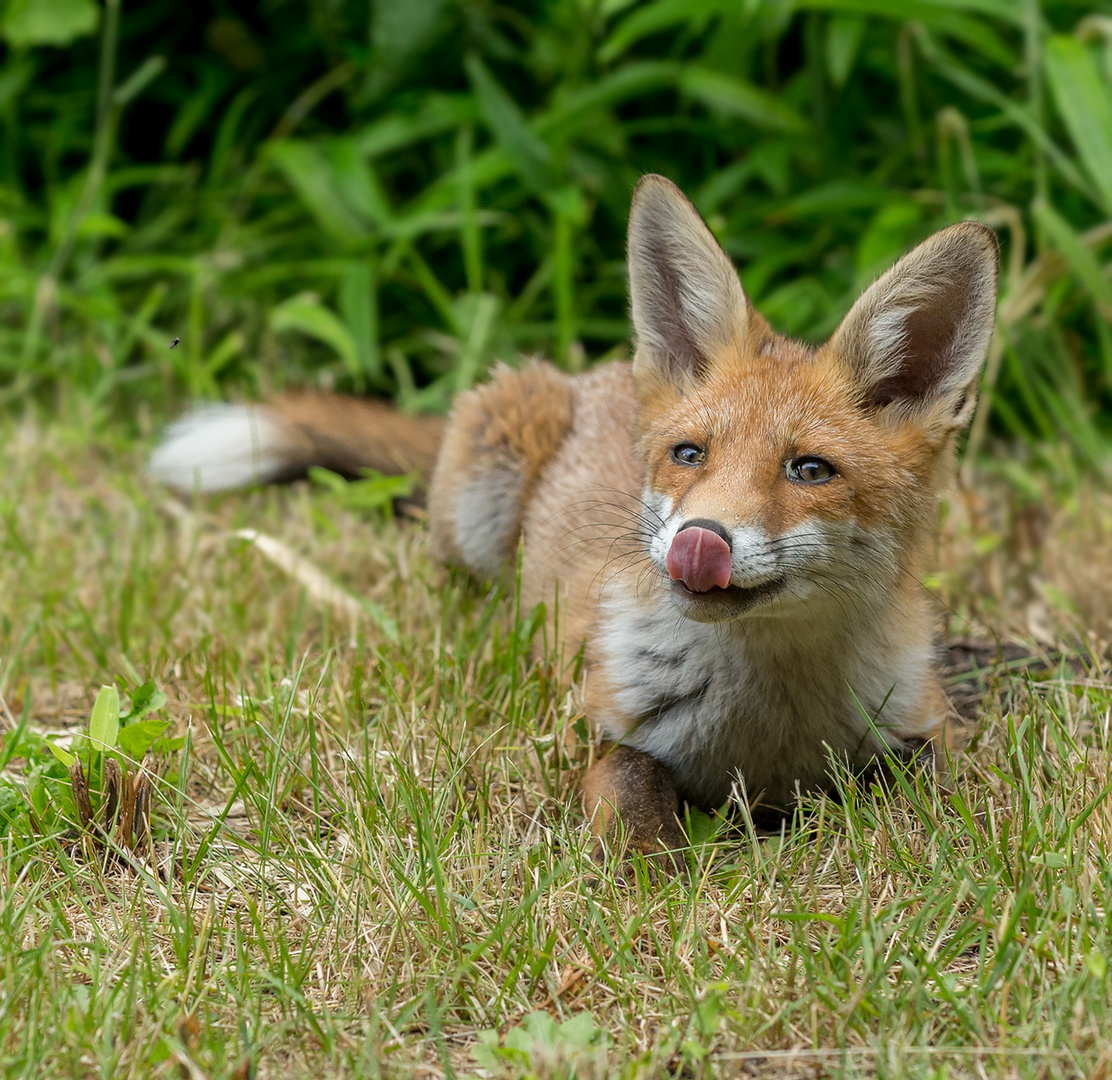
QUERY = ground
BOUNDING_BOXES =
[1,416,1110,1079]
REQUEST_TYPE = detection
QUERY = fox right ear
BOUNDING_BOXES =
[830,222,999,427]
[627,174,749,390]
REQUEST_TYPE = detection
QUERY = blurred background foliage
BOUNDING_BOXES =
[1,0,1112,476]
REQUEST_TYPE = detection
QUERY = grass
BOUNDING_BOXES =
[2,416,1111,1079]
[5,3,1112,1076]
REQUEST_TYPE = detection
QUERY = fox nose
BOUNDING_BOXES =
[666,520,733,593]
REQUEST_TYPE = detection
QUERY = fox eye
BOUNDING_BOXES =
[671,443,706,466]
[787,456,836,484]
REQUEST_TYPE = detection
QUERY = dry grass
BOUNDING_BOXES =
[1,418,1111,1079]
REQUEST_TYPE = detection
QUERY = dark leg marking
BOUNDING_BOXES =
[581,745,686,870]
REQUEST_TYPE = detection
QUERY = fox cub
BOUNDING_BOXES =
[152,175,999,860]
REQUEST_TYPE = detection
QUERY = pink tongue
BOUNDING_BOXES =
[666,527,733,593]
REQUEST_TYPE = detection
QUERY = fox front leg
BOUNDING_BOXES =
[580,745,687,869]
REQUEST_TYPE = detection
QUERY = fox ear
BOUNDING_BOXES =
[628,174,749,388]
[831,222,999,426]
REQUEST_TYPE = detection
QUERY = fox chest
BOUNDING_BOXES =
[588,595,903,809]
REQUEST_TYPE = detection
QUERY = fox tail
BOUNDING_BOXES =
[149,390,445,494]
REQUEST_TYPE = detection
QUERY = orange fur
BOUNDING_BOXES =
[427,362,574,573]
[269,390,445,477]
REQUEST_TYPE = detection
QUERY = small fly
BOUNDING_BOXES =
[169,337,180,349]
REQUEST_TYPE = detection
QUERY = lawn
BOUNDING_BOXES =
[3,1,1112,1076]
[2,421,1111,1078]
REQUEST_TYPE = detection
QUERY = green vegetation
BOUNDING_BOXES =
[2,1,1112,1077]
[6,0,1112,464]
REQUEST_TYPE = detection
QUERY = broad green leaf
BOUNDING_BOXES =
[1030,851,1069,869]
[89,686,120,753]
[2,0,99,47]
[117,720,171,761]
[0,782,25,822]
[324,140,392,227]
[826,15,866,88]
[47,741,76,768]
[28,775,48,817]
[471,1031,504,1071]
[309,467,418,515]
[152,735,187,754]
[465,54,553,193]
[511,1012,557,1050]
[339,259,381,382]
[601,0,750,62]
[127,682,168,719]
[147,1039,174,1067]
[1045,35,1112,215]
[679,68,808,133]
[75,213,129,240]
[355,95,477,159]
[307,467,349,495]
[268,141,370,241]
[270,294,360,377]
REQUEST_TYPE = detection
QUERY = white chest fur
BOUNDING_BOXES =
[590,584,936,809]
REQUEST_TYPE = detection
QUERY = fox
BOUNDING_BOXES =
[151,174,999,862]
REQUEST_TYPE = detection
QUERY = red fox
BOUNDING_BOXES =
[151,175,999,861]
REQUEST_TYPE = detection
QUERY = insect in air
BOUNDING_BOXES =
[169,338,180,349]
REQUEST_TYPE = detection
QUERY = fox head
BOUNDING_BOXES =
[626,174,999,624]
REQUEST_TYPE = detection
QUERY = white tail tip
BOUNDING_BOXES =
[149,404,291,493]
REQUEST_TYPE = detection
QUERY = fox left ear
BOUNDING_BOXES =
[830,222,999,427]
[627,174,749,390]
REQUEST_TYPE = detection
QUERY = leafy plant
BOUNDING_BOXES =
[0,680,179,859]
[474,1011,611,1080]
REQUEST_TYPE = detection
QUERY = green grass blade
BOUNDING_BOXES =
[1044,34,1112,215]
[678,67,809,133]
[1032,197,1112,315]
[464,53,554,193]
[270,293,360,378]
[267,140,370,241]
